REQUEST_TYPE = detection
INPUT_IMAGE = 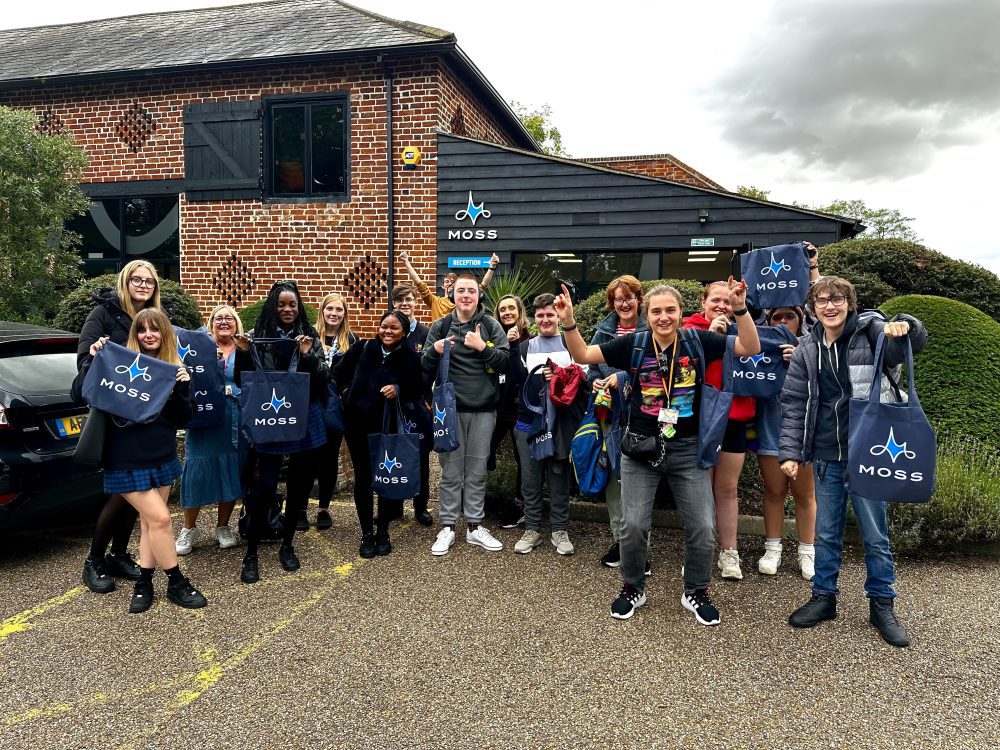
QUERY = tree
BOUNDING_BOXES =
[510,101,568,157]
[736,185,770,201]
[816,198,919,242]
[0,106,89,323]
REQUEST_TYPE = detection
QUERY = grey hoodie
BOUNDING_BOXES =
[422,303,509,411]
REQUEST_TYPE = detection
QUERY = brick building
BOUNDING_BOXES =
[0,0,860,333]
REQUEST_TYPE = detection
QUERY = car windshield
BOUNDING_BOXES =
[0,352,77,393]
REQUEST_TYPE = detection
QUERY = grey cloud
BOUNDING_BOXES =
[707,0,1000,179]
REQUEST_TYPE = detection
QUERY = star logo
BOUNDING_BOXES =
[761,251,792,278]
[454,191,492,226]
[433,402,447,425]
[177,342,197,361]
[379,451,401,473]
[115,354,152,383]
[869,427,916,463]
[739,353,772,368]
[261,388,291,413]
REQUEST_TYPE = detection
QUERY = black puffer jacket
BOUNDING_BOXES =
[76,288,134,369]
[334,339,422,434]
[778,310,927,464]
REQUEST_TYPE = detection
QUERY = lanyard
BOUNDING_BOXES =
[651,334,677,403]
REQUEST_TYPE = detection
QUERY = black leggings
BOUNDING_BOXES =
[316,428,344,509]
[246,448,321,556]
[89,493,139,559]
[344,429,402,536]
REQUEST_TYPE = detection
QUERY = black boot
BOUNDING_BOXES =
[414,506,433,527]
[375,531,392,556]
[82,556,115,594]
[870,597,910,647]
[128,580,154,614]
[241,554,259,584]
[166,576,208,609]
[296,511,309,532]
[278,544,300,572]
[105,551,142,580]
[359,533,376,559]
[789,592,837,628]
[315,508,333,530]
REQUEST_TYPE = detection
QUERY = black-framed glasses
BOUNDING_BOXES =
[129,276,157,288]
[814,295,848,308]
[614,296,637,306]
[213,316,236,323]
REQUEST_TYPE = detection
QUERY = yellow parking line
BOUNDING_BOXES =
[0,587,83,644]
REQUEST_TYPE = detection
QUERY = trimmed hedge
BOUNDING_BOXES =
[575,278,706,341]
[880,295,1000,449]
[238,298,317,331]
[54,273,202,332]
[821,237,1000,320]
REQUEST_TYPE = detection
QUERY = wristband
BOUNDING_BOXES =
[733,308,749,316]
[562,323,578,331]
[808,263,819,270]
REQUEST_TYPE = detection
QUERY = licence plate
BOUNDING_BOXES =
[54,414,86,438]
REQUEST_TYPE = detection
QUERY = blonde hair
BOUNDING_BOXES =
[315,293,353,354]
[116,260,162,318]
[127,308,181,365]
[207,304,244,337]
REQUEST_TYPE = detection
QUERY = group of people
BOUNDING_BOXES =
[73,245,927,649]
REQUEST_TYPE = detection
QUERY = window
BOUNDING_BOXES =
[67,196,180,281]
[512,251,662,300]
[265,94,349,201]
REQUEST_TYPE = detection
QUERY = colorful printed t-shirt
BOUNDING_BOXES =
[600,329,726,439]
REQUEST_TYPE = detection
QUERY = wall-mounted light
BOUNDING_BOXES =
[698,209,710,225]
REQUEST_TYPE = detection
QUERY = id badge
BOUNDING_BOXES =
[659,407,679,425]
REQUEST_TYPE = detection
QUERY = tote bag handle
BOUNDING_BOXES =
[436,337,452,384]
[381,397,407,436]
[868,332,917,406]
[249,337,301,373]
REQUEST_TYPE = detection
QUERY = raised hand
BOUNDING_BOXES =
[176,365,191,383]
[884,321,910,338]
[506,326,521,343]
[89,336,110,356]
[233,333,250,352]
[296,334,314,355]
[464,324,486,352]
[554,283,575,326]
[779,343,796,362]
[399,249,410,264]
[490,253,500,270]
[727,275,748,309]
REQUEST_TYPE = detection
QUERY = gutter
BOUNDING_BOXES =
[380,54,395,295]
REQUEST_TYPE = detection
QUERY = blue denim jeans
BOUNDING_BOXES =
[813,459,896,599]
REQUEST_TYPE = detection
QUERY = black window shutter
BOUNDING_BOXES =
[183,101,261,201]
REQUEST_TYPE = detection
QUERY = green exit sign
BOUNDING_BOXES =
[691,238,715,247]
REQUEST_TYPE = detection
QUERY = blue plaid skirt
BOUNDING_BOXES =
[104,456,182,494]
[254,402,328,455]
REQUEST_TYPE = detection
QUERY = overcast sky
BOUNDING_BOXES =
[4,0,998,273]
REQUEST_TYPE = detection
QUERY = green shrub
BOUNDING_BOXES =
[54,273,202,332]
[889,435,1000,551]
[238,298,317,331]
[880,295,1000,449]
[575,278,706,341]
[847,272,897,311]
[820,237,1000,320]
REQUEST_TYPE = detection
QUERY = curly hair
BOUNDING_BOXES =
[253,280,317,339]
[604,275,643,312]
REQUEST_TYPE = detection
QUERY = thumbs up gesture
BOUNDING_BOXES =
[464,323,487,352]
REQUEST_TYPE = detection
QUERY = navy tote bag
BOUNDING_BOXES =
[322,378,346,432]
[522,365,557,461]
[239,339,310,445]
[723,325,797,399]
[81,341,178,424]
[740,242,811,309]
[431,339,461,453]
[848,334,936,503]
[684,330,734,469]
[369,402,421,500]
[174,326,225,430]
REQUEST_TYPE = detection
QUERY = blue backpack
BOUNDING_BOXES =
[570,395,610,495]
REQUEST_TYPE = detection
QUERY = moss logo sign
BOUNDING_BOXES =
[449,191,497,240]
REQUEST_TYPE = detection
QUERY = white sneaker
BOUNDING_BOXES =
[514,530,544,554]
[466,525,503,552]
[758,543,782,576]
[551,530,575,556]
[214,525,239,550]
[431,527,456,556]
[718,548,743,580]
[798,545,816,581]
[175,526,200,555]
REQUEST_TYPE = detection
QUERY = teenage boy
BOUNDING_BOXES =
[510,294,588,556]
[400,249,499,320]
[779,276,927,647]
[422,274,510,555]
[392,283,433,526]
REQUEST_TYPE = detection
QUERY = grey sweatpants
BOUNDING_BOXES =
[438,410,496,525]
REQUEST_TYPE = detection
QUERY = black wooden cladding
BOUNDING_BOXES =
[183,101,262,201]
[437,134,850,254]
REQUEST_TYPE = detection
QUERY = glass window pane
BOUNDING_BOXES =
[585,252,659,288]
[124,197,179,260]
[513,252,584,303]
[662,250,735,283]
[311,104,345,194]
[273,106,306,194]
[67,199,120,260]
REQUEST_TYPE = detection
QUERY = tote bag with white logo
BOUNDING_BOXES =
[431,339,461,453]
[239,339,310,445]
[174,326,225,430]
[740,242,811,309]
[723,325,797,399]
[81,341,179,424]
[369,402,421,500]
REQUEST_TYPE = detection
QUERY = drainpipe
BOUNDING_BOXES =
[379,55,395,295]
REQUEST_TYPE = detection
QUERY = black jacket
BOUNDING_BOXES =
[76,288,176,371]
[334,339,422,434]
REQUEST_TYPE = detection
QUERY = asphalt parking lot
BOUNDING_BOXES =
[1,497,997,750]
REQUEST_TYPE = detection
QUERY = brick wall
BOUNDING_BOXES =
[0,55,521,337]
[580,155,724,190]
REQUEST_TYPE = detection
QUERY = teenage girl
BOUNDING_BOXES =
[84,308,206,613]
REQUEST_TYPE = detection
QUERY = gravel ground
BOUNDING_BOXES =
[1,493,997,750]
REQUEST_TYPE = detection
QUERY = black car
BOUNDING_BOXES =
[0,322,104,529]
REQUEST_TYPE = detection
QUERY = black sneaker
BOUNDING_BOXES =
[240,554,259,584]
[600,541,621,568]
[82,556,115,594]
[105,551,142,581]
[128,580,154,614]
[414,508,434,527]
[645,560,652,578]
[166,577,208,609]
[681,589,721,626]
[359,533,376,559]
[375,532,392,556]
[295,512,309,532]
[315,509,333,530]
[500,507,524,529]
[610,583,646,620]
[788,592,837,628]
[869,597,910,648]
[279,544,300,571]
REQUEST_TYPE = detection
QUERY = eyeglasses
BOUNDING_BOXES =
[213,316,236,323]
[613,296,638,306]
[129,276,157,288]
[814,295,848,309]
